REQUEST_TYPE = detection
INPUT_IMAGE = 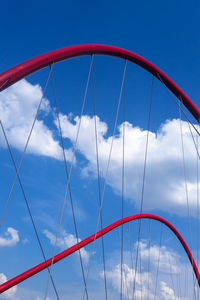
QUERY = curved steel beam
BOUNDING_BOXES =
[0,44,199,122]
[0,213,199,294]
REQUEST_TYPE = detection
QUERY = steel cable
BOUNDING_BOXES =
[0,67,60,299]
[82,59,127,300]
[43,58,94,300]
[132,76,154,299]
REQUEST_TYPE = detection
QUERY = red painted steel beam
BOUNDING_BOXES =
[0,213,199,294]
[0,44,199,122]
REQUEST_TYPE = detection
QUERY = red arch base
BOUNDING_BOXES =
[0,213,199,294]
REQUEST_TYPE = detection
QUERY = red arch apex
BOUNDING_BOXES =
[0,44,199,122]
[0,213,199,294]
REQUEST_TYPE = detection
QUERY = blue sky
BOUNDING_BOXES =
[0,1,200,299]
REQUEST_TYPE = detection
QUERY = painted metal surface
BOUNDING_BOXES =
[0,45,200,294]
[0,44,199,121]
[0,213,199,293]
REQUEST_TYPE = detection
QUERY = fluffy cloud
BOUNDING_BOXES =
[160,281,190,300]
[0,273,18,299]
[103,263,154,299]
[0,227,19,247]
[135,241,179,274]
[43,229,89,264]
[1,79,199,216]
[58,113,199,216]
[0,79,73,161]
[101,241,194,299]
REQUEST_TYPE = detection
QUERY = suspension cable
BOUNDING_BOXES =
[0,78,10,90]
[43,58,94,300]
[153,71,200,298]
[184,107,200,298]
[139,72,200,299]
[82,59,127,299]
[0,67,60,299]
[90,58,108,300]
[128,222,135,300]
[177,101,200,299]
[167,251,177,300]
[147,220,151,300]
[154,223,163,300]
[120,60,126,300]
[178,100,200,298]
[132,75,154,299]
[179,104,197,299]
[156,73,200,136]
[0,67,53,225]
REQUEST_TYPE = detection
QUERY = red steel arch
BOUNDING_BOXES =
[0,44,200,121]
[0,213,199,293]
[1,45,200,294]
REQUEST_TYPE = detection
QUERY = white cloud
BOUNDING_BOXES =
[136,241,179,274]
[160,281,175,299]
[0,79,73,161]
[43,229,89,264]
[160,281,190,300]
[0,273,18,299]
[58,114,199,216]
[103,263,154,299]
[1,79,199,216]
[0,227,19,247]
[101,241,194,300]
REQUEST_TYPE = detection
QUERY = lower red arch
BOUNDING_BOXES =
[0,213,199,293]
